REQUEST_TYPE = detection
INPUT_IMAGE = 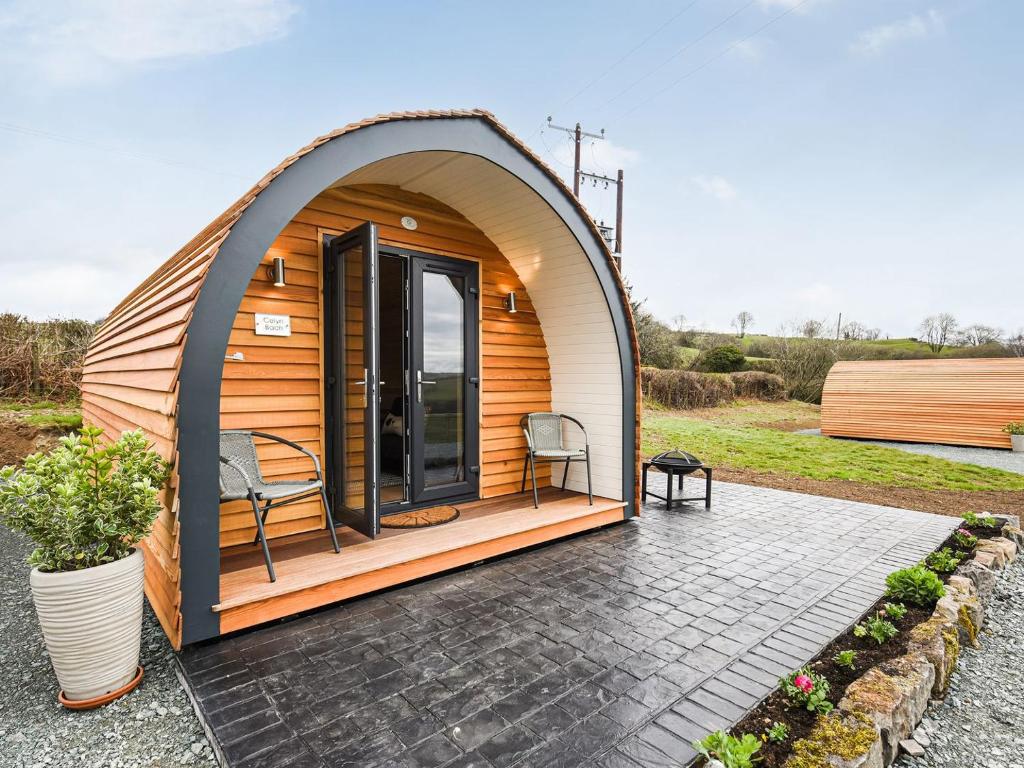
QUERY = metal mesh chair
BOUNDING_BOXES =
[519,413,593,508]
[219,430,340,582]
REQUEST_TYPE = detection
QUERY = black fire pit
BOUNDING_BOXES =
[642,449,712,510]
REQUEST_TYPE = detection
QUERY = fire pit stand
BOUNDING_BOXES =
[642,449,712,510]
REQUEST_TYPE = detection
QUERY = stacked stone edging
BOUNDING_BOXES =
[785,515,1021,768]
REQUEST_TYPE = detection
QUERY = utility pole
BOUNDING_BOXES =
[546,117,625,263]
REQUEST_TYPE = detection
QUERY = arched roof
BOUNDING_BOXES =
[83,110,639,646]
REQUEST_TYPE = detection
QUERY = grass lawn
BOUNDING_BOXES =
[643,404,1024,493]
[0,399,82,431]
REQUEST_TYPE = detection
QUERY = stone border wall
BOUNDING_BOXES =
[783,515,1021,768]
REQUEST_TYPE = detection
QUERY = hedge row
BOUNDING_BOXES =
[640,367,786,410]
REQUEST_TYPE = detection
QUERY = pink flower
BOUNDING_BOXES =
[793,674,813,694]
[957,528,972,537]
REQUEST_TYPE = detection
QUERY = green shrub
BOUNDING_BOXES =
[924,548,962,574]
[885,565,945,607]
[729,371,786,400]
[744,357,780,375]
[780,667,833,714]
[640,367,736,410]
[0,426,167,572]
[695,344,747,373]
[692,730,761,768]
[1003,421,1024,436]
[853,613,898,644]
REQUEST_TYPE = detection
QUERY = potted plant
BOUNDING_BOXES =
[0,426,165,708]
[1003,421,1024,452]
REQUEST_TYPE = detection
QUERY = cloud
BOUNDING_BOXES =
[850,9,945,56]
[0,0,298,84]
[691,175,738,202]
[730,39,767,61]
[798,282,840,306]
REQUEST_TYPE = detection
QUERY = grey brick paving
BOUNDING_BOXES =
[180,480,955,768]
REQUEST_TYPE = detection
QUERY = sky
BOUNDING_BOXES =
[0,0,1020,338]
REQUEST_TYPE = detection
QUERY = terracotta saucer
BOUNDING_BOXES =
[59,666,144,710]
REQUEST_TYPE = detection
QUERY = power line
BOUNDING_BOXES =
[600,0,758,113]
[613,0,813,122]
[526,0,703,141]
[0,120,249,180]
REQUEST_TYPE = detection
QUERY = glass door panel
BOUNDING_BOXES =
[326,223,379,538]
[411,257,479,502]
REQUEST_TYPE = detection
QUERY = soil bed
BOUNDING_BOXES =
[731,596,933,768]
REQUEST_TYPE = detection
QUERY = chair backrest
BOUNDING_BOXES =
[219,430,264,497]
[524,412,564,452]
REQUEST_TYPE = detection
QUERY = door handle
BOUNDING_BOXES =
[416,370,436,403]
[354,368,368,407]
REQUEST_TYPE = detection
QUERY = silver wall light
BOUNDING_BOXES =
[266,256,286,287]
[503,291,518,314]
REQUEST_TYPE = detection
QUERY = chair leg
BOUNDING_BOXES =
[584,448,593,505]
[252,500,272,545]
[561,458,570,490]
[249,491,276,583]
[520,452,530,494]
[705,467,713,509]
[528,452,539,509]
[320,487,341,553]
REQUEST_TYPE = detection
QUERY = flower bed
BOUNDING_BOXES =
[693,512,1022,768]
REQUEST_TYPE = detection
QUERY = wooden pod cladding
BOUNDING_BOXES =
[821,358,1024,449]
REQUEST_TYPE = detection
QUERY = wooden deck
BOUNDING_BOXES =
[215,489,627,634]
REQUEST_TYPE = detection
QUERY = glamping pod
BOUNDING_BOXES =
[821,358,1024,449]
[81,110,640,647]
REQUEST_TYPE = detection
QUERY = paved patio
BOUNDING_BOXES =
[179,480,955,768]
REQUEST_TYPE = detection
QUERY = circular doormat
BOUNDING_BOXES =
[381,505,461,529]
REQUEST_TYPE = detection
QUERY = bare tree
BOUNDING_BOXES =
[799,319,825,339]
[1006,330,1024,357]
[919,313,958,354]
[732,311,754,338]
[957,324,1003,347]
[841,321,868,341]
[671,314,688,332]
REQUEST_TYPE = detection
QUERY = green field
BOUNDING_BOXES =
[0,399,82,431]
[643,408,1024,493]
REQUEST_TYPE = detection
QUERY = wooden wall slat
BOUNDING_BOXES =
[821,359,1024,449]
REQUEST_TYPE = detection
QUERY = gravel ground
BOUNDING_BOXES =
[797,430,1024,475]
[895,556,1024,768]
[0,523,218,768]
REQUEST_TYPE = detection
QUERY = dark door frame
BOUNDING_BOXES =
[323,223,380,538]
[407,250,480,505]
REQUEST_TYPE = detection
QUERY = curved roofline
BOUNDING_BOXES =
[174,111,639,643]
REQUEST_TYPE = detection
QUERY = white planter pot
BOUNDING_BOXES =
[30,548,145,702]
[1012,434,1024,453]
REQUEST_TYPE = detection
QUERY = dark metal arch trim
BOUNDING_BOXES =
[178,117,637,644]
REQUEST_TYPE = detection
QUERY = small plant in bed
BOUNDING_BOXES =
[780,668,834,714]
[953,527,979,550]
[693,730,761,768]
[962,510,1000,530]
[885,564,945,608]
[924,547,962,574]
[853,612,899,644]
[833,649,857,670]
[765,721,789,743]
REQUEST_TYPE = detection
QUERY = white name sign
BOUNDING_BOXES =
[254,313,291,337]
